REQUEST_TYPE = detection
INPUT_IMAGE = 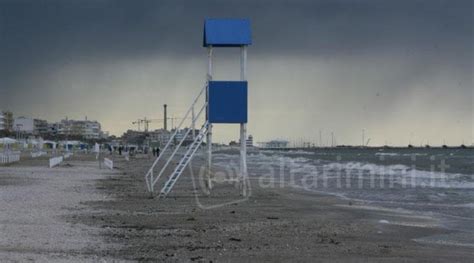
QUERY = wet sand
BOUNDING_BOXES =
[1,153,473,262]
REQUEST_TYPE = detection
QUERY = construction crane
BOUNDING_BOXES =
[142,117,192,131]
[141,118,152,132]
[131,117,187,132]
[132,119,142,131]
[132,105,193,132]
[132,118,153,132]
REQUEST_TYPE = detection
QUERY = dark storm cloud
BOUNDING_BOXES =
[2,0,471,100]
[1,0,471,64]
[0,0,472,144]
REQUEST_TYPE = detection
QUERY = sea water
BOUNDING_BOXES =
[213,147,474,246]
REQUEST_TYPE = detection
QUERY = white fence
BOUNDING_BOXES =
[49,156,64,168]
[31,151,47,158]
[0,152,21,164]
[104,158,113,169]
[64,152,73,159]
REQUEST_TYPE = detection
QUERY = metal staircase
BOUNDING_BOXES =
[159,122,209,198]
[145,85,207,197]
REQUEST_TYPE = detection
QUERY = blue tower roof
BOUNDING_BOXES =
[203,18,252,47]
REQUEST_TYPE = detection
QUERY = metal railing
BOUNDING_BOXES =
[0,151,21,164]
[149,114,207,188]
[158,121,209,197]
[145,84,207,193]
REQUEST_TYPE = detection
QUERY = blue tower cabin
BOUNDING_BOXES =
[203,18,252,47]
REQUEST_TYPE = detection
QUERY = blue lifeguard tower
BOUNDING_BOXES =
[144,18,252,198]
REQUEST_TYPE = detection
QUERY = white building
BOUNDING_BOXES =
[52,118,103,139]
[13,117,48,135]
[83,121,102,139]
[13,117,35,133]
[148,129,171,145]
[0,112,5,130]
[141,127,198,147]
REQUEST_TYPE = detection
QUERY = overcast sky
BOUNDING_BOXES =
[0,0,472,146]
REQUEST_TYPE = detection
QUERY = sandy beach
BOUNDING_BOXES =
[0,152,472,262]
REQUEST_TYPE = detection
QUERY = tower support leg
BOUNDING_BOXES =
[239,45,248,196]
[207,124,213,191]
[206,46,213,192]
[240,123,247,196]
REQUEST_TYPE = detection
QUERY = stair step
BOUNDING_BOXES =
[154,121,209,198]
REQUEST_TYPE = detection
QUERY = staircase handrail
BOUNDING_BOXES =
[159,121,209,197]
[145,84,207,191]
[149,102,207,189]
